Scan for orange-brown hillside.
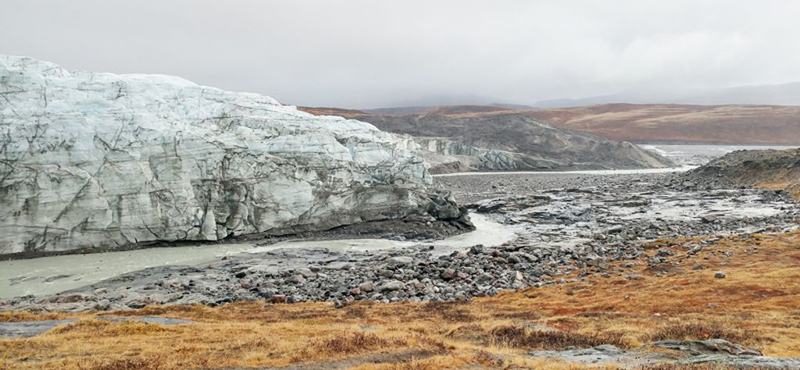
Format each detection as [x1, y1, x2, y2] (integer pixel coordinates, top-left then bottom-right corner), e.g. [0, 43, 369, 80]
[297, 107, 368, 118]
[521, 104, 800, 145]
[299, 104, 800, 145]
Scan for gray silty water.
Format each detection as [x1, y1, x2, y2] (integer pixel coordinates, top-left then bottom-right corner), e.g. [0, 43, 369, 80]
[0, 213, 516, 299]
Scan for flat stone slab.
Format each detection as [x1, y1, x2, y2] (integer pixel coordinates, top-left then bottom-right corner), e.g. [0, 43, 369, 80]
[222, 349, 436, 370]
[529, 344, 666, 368]
[529, 340, 800, 369]
[0, 319, 74, 338]
[0, 316, 194, 339]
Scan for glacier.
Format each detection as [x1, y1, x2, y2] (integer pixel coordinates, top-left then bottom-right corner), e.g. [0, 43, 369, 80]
[0, 55, 468, 257]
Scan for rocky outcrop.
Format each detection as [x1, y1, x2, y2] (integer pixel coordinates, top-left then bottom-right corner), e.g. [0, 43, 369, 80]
[301, 108, 675, 173]
[685, 148, 800, 198]
[0, 55, 470, 257]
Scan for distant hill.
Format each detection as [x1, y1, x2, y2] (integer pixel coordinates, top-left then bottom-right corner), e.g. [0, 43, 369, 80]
[534, 82, 800, 108]
[294, 107, 367, 117]
[520, 104, 800, 145]
[299, 103, 800, 145]
[362, 104, 534, 117]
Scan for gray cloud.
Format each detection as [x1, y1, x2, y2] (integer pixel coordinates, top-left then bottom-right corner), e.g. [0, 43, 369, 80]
[2, 0, 799, 108]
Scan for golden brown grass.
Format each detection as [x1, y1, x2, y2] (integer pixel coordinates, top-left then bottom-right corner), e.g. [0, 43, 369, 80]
[757, 179, 800, 201]
[1, 231, 799, 369]
[0, 311, 63, 322]
[488, 325, 628, 350]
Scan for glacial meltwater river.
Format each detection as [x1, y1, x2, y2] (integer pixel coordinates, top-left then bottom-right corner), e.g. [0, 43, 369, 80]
[0, 213, 518, 299]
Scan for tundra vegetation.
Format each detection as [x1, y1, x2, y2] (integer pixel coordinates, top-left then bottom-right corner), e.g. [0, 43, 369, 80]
[2, 231, 798, 370]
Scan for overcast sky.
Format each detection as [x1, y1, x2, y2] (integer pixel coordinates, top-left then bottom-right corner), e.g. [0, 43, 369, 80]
[2, 1, 800, 108]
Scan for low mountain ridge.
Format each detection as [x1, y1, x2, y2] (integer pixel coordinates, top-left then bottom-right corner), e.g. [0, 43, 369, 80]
[522, 104, 800, 145]
[300, 107, 674, 173]
[303, 103, 800, 145]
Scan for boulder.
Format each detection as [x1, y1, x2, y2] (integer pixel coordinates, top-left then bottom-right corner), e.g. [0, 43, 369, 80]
[359, 281, 376, 293]
[378, 280, 404, 292]
[386, 256, 414, 269]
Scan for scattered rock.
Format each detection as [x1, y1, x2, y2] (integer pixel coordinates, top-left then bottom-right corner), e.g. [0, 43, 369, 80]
[269, 294, 287, 304]
[440, 268, 456, 280]
[287, 275, 307, 284]
[379, 280, 404, 292]
[359, 282, 375, 293]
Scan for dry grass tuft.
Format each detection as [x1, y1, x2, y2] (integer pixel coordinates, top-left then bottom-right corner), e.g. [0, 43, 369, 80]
[492, 310, 542, 321]
[446, 324, 486, 342]
[316, 332, 397, 356]
[472, 350, 505, 367]
[50, 319, 169, 336]
[421, 301, 476, 322]
[92, 355, 166, 370]
[384, 359, 436, 370]
[0, 311, 63, 322]
[490, 325, 629, 350]
[646, 322, 750, 343]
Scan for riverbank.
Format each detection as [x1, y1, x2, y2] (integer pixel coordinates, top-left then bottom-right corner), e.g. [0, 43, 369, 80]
[0, 214, 512, 300]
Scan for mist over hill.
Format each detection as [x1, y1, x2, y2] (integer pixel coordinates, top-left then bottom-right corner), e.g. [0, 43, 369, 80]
[533, 82, 800, 108]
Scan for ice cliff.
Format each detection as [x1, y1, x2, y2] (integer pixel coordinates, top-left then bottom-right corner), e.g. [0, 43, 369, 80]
[0, 55, 468, 256]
